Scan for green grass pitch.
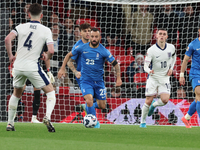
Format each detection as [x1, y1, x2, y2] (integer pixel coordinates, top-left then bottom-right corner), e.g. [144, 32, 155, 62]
[0, 122, 199, 150]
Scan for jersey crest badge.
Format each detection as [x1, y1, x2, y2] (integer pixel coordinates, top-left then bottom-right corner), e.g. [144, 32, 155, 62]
[96, 53, 99, 60]
[168, 52, 171, 59]
[186, 47, 189, 51]
[75, 45, 79, 49]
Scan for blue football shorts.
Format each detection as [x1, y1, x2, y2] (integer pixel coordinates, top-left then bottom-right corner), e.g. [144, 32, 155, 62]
[189, 76, 200, 91]
[80, 80, 106, 100]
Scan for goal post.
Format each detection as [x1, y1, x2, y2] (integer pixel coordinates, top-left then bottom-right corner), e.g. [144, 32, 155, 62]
[1, 0, 200, 126]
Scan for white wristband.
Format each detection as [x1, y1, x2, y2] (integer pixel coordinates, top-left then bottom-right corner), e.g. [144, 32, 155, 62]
[180, 72, 184, 77]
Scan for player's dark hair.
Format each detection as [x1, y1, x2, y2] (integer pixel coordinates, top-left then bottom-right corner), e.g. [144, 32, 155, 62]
[79, 23, 91, 31]
[51, 23, 59, 28]
[157, 28, 167, 33]
[91, 28, 100, 32]
[74, 25, 79, 30]
[29, 3, 42, 16]
[177, 86, 186, 92]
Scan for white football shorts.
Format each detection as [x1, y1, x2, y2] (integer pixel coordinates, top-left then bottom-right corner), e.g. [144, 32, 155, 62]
[145, 76, 171, 96]
[12, 68, 50, 89]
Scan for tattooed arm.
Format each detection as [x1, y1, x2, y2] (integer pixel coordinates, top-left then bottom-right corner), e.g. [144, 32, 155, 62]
[67, 58, 81, 79]
[111, 59, 122, 87]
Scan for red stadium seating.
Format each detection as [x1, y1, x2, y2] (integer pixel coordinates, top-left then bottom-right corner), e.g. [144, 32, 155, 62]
[106, 46, 125, 56]
[173, 57, 182, 80]
[76, 18, 99, 28]
[115, 55, 135, 73]
[126, 47, 133, 55]
[151, 26, 157, 45]
[134, 73, 148, 89]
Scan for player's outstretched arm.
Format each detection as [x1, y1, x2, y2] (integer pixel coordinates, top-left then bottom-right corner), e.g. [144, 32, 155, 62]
[179, 55, 190, 85]
[5, 32, 16, 64]
[67, 58, 81, 79]
[57, 52, 73, 79]
[111, 59, 122, 87]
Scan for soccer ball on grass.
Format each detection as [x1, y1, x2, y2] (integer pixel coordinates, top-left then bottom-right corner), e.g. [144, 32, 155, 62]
[83, 114, 97, 128]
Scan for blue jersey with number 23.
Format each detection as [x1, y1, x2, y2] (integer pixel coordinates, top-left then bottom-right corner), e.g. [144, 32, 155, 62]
[72, 42, 115, 81]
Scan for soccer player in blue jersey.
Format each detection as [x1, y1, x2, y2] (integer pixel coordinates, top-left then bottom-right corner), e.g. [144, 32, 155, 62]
[68, 23, 91, 87]
[179, 29, 200, 128]
[58, 28, 122, 128]
[58, 23, 100, 112]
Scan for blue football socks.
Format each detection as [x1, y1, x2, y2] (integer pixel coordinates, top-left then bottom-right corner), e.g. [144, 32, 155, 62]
[93, 102, 99, 109]
[196, 101, 200, 118]
[188, 100, 196, 116]
[87, 105, 96, 117]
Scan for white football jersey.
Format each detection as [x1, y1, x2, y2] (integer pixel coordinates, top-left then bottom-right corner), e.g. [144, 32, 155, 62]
[12, 21, 53, 71]
[145, 43, 175, 78]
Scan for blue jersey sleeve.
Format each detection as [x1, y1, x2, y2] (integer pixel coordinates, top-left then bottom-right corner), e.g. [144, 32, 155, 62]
[71, 46, 78, 60]
[185, 43, 194, 57]
[71, 45, 82, 57]
[103, 48, 115, 63]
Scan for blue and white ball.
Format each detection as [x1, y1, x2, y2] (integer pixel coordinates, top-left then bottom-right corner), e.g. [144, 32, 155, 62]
[83, 114, 97, 128]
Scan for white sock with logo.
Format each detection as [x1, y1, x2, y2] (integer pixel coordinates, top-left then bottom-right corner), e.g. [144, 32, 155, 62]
[8, 95, 20, 126]
[153, 98, 165, 107]
[185, 113, 191, 120]
[46, 91, 56, 120]
[141, 103, 150, 124]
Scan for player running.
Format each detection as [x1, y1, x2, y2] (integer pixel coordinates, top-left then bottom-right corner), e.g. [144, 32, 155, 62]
[179, 27, 200, 128]
[58, 23, 100, 114]
[140, 28, 176, 128]
[5, 3, 56, 132]
[58, 28, 122, 128]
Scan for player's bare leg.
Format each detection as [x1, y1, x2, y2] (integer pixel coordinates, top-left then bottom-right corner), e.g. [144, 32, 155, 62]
[7, 87, 23, 131]
[148, 93, 170, 116]
[94, 99, 106, 128]
[42, 83, 56, 132]
[96, 99, 106, 109]
[140, 96, 154, 128]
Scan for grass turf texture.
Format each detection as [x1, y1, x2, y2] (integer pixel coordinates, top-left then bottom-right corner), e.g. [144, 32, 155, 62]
[0, 123, 199, 150]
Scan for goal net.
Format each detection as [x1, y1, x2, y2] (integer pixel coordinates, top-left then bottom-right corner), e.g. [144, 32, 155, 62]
[1, 0, 200, 126]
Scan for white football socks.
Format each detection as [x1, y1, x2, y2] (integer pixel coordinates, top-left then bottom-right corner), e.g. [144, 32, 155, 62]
[185, 113, 191, 120]
[8, 95, 20, 126]
[46, 90, 56, 120]
[153, 98, 165, 107]
[141, 103, 150, 124]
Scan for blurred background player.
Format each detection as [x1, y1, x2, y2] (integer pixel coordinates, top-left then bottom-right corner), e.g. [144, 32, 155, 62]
[58, 28, 122, 128]
[126, 53, 145, 82]
[140, 28, 176, 128]
[5, 3, 56, 132]
[176, 87, 187, 99]
[179, 26, 200, 128]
